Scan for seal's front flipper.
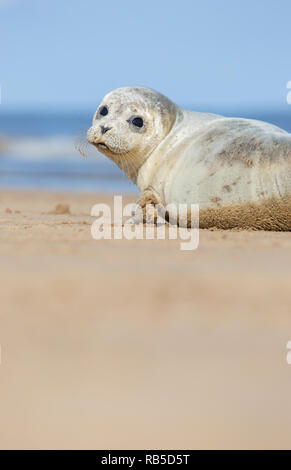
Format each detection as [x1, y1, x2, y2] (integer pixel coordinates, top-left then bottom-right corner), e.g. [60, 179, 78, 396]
[134, 186, 164, 225]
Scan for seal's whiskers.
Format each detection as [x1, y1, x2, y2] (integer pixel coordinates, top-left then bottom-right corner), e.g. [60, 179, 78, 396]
[75, 129, 90, 158]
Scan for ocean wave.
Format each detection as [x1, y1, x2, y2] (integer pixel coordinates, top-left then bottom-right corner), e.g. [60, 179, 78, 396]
[0, 135, 100, 160]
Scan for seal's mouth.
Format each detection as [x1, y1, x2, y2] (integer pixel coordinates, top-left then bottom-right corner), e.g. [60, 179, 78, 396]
[90, 140, 117, 156]
[96, 142, 109, 151]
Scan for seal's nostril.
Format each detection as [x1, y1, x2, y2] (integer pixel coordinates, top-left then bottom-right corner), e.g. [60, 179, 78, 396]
[101, 125, 112, 135]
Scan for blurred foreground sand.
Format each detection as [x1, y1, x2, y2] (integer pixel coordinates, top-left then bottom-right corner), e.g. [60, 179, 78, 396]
[0, 190, 291, 449]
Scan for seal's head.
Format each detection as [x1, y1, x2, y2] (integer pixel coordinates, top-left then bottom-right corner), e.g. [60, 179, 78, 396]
[87, 86, 177, 179]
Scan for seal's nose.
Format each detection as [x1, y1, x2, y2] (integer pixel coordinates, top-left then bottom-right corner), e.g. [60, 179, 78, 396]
[100, 125, 112, 135]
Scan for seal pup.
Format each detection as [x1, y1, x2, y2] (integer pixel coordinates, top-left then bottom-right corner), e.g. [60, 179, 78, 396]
[87, 86, 291, 230]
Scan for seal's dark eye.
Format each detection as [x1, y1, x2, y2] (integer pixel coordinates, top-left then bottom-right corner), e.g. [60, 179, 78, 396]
[99, 106, 108, 116]
[131, 116, 143, 128]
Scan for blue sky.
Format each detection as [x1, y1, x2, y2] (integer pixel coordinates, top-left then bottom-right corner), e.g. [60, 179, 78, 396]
[1, 0, 291, 111]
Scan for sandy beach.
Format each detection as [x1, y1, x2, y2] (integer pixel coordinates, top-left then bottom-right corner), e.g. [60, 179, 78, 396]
[0, 189, 291, 449]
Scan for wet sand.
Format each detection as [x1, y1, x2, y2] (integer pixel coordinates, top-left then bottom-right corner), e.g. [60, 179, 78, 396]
[0, 190, 291, 449]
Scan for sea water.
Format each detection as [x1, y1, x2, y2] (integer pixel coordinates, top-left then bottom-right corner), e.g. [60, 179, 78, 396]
[0, 108, 290, 193]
